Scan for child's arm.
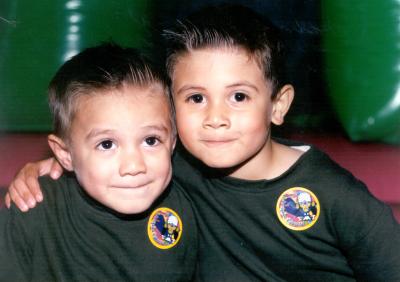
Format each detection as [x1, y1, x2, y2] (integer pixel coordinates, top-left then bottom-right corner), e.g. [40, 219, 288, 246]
[335, 182, 400, 280]
[348, 205, 400, 280]
[0, 207, 34, 280]
[5, 158, 63, 211]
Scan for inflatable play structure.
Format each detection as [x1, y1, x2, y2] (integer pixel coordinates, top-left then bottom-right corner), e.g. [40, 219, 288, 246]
[0, 0, 150, 131]
[322, 1, 400, 144]
[1, 1, 398, 143]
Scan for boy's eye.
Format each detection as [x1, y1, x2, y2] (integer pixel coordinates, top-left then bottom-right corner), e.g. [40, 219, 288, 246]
[144, 136, 160, 146]
[232, 92, 248, 102]
[97, 140, 116, 150]
[187, 94, 204, 103]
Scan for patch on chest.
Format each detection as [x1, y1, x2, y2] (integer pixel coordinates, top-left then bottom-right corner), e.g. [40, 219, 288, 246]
[147, 207, 183, 249]
[276, 187, 320, 231]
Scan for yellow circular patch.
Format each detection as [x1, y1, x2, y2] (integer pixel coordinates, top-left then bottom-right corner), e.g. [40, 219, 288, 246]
[276, 187, 320, 231]
[147, 207, 183, 249]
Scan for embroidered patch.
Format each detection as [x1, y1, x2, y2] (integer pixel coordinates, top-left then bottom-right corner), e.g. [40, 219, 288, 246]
[148, 207, 182, 249]
[276, 187, 320, 231]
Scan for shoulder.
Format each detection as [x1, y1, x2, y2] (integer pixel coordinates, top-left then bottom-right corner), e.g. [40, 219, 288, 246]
[38, 173, 77, 205]
[38, 174, 70, 195]
[4, 174, 78, 239]
[1, 192, 45, 246]
[287, 142, 395, 237]
[279, 138, 362, 187]
[305, 146, 369, 195]
[155, 181, 197, 227]
[4, 174, 71, 225]
[159, 180, 195, 210]
[277, 138, 383, 210]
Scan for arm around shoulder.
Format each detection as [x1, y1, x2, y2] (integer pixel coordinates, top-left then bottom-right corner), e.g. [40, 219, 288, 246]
[6, 157, 62, 211]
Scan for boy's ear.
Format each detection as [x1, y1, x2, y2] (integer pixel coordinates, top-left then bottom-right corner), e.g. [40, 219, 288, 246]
[271, 84, 295, 126]
[47, 134, 74, 171]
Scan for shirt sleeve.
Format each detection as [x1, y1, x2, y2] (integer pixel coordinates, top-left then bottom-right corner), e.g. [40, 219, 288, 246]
[332, 179, 400, 281]
[0, 205, 36, 281]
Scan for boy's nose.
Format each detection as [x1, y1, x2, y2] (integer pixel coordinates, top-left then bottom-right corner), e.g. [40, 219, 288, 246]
[203, 103, 230, 129]
[119, 149, 146, 176]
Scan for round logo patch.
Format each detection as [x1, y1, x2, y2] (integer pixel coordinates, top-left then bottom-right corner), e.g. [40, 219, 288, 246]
[147, 207, 182, 249]
[276, 187, 320, 231]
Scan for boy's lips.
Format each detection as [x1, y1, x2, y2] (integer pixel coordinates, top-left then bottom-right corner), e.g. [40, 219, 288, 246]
[200, 138, 236, 147]
[111, 182, 152, 189]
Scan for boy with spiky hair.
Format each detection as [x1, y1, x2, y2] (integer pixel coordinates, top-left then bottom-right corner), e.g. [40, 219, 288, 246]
[165, 5, 400, 281]
[0, 43, 197, 281]
[6, 5, 400, 281]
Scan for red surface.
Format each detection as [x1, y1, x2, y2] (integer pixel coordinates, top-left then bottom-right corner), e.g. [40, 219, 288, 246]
[0, 133, 50, 188]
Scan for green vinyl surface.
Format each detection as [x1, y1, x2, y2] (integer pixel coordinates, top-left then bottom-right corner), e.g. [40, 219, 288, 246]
[0, 0, 150, 131]
[322, 1, 400, 144]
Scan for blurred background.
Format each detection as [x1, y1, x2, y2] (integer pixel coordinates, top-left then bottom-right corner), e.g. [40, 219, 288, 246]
[1, 0, 400, 141]
[0, 0, 399, 217]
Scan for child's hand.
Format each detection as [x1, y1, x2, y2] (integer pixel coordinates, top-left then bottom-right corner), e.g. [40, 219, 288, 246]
[5, 158, 63, 212]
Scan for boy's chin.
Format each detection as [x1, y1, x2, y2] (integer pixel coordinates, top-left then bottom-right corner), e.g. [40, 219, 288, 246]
[200, 157, 239, 170]
[103, 199, 155, 216]
[112, 204, 152, 215]
[197, 155, 251, 177]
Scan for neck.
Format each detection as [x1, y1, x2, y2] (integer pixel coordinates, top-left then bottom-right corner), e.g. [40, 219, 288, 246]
[228, 140, 304, 181]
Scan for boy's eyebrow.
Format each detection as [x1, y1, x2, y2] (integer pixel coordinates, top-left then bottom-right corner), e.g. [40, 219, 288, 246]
[141, 125, 170, 134]
[85, 129, 116, 140]
[175, 85, 206, 95]
[175, 82, 260, 95]
[226, 82, 259, 92]
[85, 125, 169, 140]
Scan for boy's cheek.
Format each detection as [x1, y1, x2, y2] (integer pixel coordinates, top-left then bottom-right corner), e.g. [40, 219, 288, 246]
[74, 152, 117, 175]
[176, 108, 201, 124]
[176, 114, 193, 131]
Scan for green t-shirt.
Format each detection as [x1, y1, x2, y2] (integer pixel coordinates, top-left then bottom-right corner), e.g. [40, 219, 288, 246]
[172, 139, 400, 281]
[0, 174, 198, 281]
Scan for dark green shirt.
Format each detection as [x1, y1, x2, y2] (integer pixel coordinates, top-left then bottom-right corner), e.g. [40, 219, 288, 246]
[173, 139, 400, 282]
[0, 174, 198, 282]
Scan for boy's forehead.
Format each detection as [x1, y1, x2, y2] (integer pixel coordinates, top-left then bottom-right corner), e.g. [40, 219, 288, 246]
[171, 47, 268, 88]
[71, 89, 172, 128]
[78, 82, 167, 101]
[72, 83, 171, 117]
[173, 47, 264, 74]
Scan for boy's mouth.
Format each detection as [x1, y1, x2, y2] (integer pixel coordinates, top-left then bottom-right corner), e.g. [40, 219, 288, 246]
[111, 181, 152, 189]
[200, 139, 236, 147]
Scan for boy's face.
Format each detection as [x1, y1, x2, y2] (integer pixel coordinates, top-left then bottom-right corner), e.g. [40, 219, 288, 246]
[172, 48, 288, 179]
[60, 84, 175, 214]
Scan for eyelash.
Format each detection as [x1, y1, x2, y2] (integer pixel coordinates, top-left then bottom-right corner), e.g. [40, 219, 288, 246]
[186, 93, 204, 104]
[185, 92, 250, 104]
[96, 139, 116, 151]
[96, 137, 162, 148]
[231, 92, 249, 102]
[144, 136, 162, 146]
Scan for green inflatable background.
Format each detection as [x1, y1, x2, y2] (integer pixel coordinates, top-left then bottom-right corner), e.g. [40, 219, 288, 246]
[322, 1, 400, 144]
[0, 0, 150, 131]
[1, 1, 399, 144]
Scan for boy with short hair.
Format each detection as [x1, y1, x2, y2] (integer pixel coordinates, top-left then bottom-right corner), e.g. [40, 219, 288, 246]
[164, 5, 400, 281]
[0, 43, 197, 281]
[6, 5, 400, 281]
